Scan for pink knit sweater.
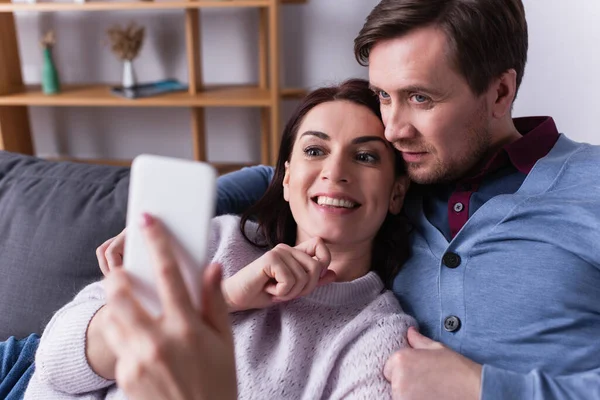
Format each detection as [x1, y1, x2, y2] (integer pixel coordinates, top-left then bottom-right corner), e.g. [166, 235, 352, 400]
[25, 215, 416, 400]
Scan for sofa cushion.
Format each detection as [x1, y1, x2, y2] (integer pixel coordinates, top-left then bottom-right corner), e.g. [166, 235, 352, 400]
[0, 151, 129, 340]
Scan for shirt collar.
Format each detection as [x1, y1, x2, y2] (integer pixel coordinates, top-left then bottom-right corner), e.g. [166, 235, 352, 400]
[505, 116, 560, 174]
[461, 116, 560, 184]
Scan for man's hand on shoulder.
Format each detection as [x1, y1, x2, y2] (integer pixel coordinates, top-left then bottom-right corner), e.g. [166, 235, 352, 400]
[384, 327, 482, 400]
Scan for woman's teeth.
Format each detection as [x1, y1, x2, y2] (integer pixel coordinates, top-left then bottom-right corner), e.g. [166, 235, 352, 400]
[316, 196, 357, 209]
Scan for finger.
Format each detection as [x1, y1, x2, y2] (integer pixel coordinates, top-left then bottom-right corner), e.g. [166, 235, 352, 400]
[288, 249, 330, 298]
[141, 213, 194, 317]
[201, 263, 233, 340]
[284, 248, 323, 297]
[383, 351, 404, 382]
[273, 248, 308, 300]
[263, 259, 296, 298]
[106, 230, 126, 270]
[102, 310, 129, 356]
[294, 237, 331, 267]
[406, 326, 443, 349]
[316, 270, 337, 287]
[97, 238, 113, 276]
[104, 269, 154, 330]
[262, 250, 295, 297]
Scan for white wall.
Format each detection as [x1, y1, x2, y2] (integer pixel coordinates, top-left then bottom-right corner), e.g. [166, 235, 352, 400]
[515, 0, 600, 144]
[14, 0, 599, 163]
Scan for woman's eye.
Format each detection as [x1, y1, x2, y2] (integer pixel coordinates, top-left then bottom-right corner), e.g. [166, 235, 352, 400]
[356, 152, 379, 164]
[410, 94, 429, 104]
[304, 147, 324, 157]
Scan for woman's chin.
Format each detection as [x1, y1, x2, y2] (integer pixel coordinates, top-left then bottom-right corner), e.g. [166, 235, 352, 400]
[308, 230, 365, 247]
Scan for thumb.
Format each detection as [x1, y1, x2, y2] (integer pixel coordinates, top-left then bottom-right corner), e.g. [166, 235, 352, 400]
[317, 270, 337, 287]
[407, 326, 443, 349]
[200, 263, 233, 339]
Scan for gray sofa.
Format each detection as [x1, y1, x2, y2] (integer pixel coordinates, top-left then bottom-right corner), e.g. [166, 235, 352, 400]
[0, 151, 130, 340]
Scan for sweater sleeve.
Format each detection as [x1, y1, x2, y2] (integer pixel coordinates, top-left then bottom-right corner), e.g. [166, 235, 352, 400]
[326, 311, 417, 400]
[482, 364, 600, 400]
[29, 280, 114, 396]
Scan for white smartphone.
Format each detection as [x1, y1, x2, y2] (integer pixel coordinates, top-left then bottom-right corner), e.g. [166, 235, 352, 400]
[124, 154, 217, 316]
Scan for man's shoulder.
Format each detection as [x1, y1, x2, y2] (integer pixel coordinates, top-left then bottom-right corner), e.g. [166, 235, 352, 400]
[543, 136, 600, 191]
[552, 135, 600, 164]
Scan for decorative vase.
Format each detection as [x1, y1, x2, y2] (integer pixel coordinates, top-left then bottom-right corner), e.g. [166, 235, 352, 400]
[122, 60, 136, 89]
[42, 47, 60, 95]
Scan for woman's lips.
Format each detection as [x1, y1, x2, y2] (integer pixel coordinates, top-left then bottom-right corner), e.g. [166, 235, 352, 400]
[312, 201, 360, 215]
[310, 194, 361, 216]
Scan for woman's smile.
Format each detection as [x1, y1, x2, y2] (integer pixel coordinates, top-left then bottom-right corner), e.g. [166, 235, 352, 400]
[310, 193, 362, 215]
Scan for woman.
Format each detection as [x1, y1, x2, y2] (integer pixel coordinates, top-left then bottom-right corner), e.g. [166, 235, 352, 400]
[24, 79, 416, 399]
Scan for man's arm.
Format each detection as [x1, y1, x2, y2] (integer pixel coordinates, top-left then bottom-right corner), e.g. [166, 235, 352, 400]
[386, 328, 600, 400]
[216, 165, 274, 216]
[482, 364, 600, 400]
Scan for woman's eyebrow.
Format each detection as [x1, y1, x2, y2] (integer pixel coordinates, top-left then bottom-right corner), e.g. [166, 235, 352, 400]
[300, 131, 329, 140]
[300, 131, 389, 146]
[351, 136, 388, 146]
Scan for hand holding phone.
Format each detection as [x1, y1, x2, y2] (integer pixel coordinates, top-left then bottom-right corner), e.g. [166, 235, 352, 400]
[123, 155, 216, 315]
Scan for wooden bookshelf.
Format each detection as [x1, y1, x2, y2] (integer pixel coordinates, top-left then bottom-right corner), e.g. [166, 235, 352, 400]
[0, 0, 306, 167]
[0, 0, 303, 13]
[0, 84, 305, 107]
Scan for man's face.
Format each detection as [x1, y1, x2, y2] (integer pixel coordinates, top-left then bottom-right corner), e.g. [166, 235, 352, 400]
[369, 26, 494, 184]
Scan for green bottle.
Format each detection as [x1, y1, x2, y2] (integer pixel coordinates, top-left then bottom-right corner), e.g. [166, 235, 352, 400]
[42, 47, 60, 95]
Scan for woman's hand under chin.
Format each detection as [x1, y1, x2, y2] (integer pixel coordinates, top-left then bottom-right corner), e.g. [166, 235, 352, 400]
[222, 237, 336, 312]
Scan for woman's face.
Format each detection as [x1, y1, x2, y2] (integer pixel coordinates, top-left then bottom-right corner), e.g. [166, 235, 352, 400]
[283, 100, 407, 246]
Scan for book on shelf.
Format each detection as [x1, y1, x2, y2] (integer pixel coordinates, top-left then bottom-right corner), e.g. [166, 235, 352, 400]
[110, 79, 188, 99]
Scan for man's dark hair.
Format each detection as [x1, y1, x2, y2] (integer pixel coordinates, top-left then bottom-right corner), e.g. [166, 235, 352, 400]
[240, 79, 411, 287]
[354, 0, 528, 96]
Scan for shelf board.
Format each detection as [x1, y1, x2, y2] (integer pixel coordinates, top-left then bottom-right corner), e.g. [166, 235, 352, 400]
[281, 87, 306, 99]
[0, 0, 304, 13]
[0, 84, 279, 107]
[47, 156, 253, 175]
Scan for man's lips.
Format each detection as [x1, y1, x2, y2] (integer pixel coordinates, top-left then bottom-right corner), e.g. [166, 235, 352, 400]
[401, 151, 428, 163]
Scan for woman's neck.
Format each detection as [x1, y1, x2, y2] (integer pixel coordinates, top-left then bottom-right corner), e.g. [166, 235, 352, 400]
[296, 236, 373, 282]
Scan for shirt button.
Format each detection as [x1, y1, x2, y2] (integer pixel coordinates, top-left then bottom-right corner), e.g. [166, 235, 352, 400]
[444, 316, 461, 332]
[453, 202, 464, 213]
[442, 252, 461, 269]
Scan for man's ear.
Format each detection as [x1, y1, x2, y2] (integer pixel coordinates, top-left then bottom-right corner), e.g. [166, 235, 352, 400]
[283, 161, 291, 202]
[389, 175, 410, 215]
[491, 69, 517, 119]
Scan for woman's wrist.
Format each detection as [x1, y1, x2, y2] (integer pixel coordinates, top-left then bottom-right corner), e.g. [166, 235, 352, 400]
[85, 306, 117, 380]
[221, 278, 243, 313]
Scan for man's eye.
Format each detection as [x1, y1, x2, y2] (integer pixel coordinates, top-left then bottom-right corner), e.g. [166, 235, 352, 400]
[410, 94, 429, 104]
[378, 90, 391, 100]
[304, 147, 324, 157]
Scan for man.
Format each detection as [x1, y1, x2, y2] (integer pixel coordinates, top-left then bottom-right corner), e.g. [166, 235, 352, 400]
[217, 0, 600, 398]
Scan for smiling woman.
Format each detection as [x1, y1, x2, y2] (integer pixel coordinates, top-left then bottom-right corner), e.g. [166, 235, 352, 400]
[241, 79, 411, 285]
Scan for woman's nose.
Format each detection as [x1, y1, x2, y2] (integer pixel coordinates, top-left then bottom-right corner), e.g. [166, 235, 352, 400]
[320, 155, 350, 183]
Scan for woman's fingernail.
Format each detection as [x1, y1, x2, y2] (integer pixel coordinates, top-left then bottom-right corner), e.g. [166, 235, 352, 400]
[141, 213, 154, 227]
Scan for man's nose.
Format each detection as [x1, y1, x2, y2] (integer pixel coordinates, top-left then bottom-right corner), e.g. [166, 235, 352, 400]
[384, 106, 415, 143]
